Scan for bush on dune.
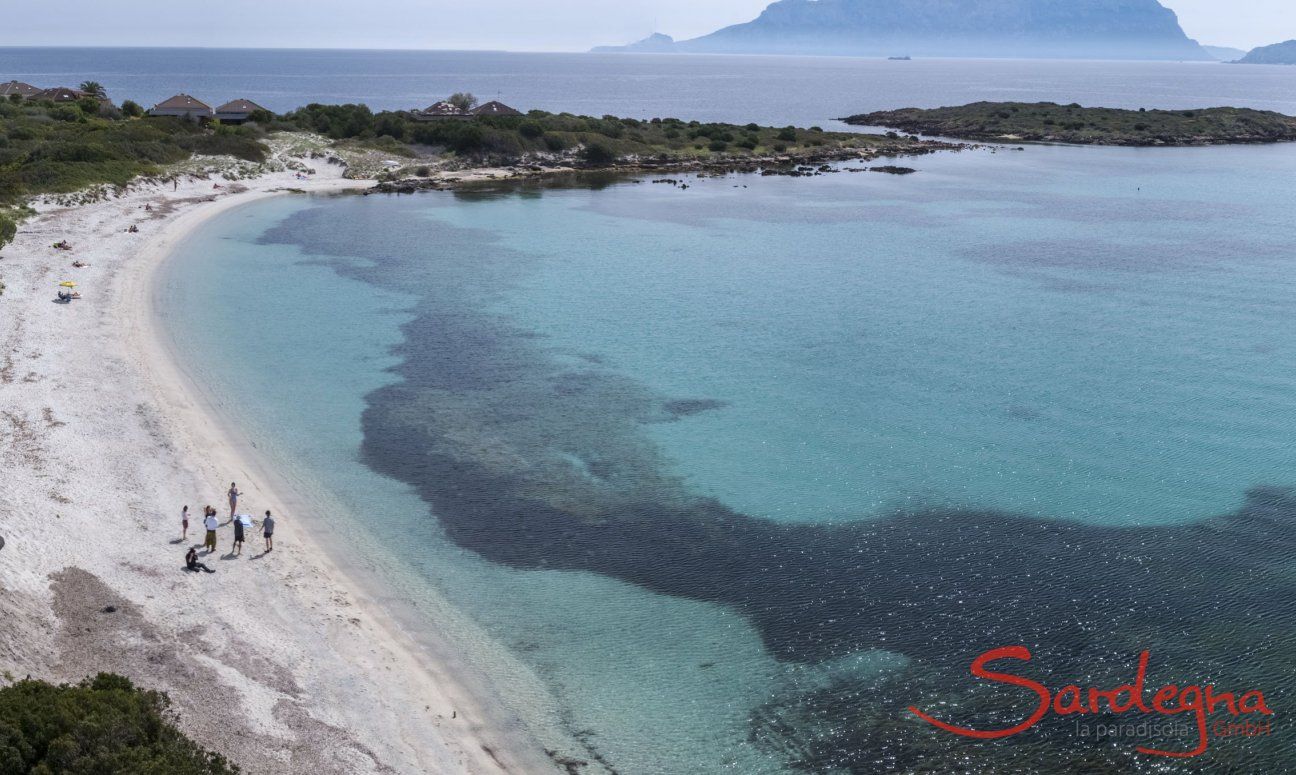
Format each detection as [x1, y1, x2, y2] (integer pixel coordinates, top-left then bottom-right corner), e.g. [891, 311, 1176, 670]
[0, 673, 237, 774]
[0, 104, 272, 203]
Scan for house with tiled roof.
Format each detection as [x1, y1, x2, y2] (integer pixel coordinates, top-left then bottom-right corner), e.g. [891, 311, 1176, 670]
[470, 100, 521, 117]
[148, 94, 213, 121]
[215, 98, 268, 124]
[34, 86, 90, 103]
[0, 81, 41, 100]
[413, 100, 470, 121]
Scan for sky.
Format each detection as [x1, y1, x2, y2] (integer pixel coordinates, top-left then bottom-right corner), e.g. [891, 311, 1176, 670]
[1, 0, 1292, 52]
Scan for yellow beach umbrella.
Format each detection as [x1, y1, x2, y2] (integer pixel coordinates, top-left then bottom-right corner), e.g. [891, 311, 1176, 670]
[59, 281, 77, 288]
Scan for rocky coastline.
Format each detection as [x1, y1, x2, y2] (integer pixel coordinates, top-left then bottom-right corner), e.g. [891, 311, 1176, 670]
[368, 141, 965, 194]
[844, 101, 1296, 146]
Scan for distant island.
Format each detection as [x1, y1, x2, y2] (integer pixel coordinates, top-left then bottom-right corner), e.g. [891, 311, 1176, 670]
[1201, 44, 1247, 61]
[842, 102, 1296, 146]
[593, 0, 1212, 61]
[1235, 39, 1296, 65]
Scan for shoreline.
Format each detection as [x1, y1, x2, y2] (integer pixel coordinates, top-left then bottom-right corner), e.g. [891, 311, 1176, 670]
[0, 138, 969, 774]
[0, 160, 562, 773]
[138, 187, 585, 772]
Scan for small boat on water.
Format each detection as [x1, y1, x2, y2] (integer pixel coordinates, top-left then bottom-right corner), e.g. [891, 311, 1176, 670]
[888, 55, 912, 61]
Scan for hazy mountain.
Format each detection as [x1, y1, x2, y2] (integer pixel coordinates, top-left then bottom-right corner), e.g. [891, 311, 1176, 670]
[594, 0, 1212, 61]
[591, 33, 678, 53]
[1236, 40, 1296, 65]
[1201, 45, 1247, 61]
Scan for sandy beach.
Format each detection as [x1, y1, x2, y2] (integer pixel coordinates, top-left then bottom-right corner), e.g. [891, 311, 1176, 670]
[0, 156, 557, 774]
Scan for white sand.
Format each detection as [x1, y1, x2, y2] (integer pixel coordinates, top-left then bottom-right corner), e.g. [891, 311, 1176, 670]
[0, 158, 558, 773]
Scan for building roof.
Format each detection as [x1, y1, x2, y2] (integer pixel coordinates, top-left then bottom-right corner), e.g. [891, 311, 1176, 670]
[421, 100, 467, 116]
[215, 98, 267, 114]
[0, 81, 41, 98]
[152, 94, 213, 112]
[34, 87, 89, 102]
[470, 101, 521, 117]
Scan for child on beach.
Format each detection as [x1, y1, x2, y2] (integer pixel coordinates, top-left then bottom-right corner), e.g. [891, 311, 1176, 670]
[181, 505, 189, 540]
[203, 510, 219, 553]
[228, 482, 241, 517]
[262, 510, 275, 553]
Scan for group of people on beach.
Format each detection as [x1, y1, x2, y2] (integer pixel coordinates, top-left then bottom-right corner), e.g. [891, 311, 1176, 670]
[182, 481, 277, 574]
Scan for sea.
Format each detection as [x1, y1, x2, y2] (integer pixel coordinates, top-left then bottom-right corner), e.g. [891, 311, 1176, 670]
[11, 48, 1296, 772]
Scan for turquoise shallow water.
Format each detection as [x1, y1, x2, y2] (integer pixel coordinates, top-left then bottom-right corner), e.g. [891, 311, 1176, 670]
[160, 143, 1296, 772]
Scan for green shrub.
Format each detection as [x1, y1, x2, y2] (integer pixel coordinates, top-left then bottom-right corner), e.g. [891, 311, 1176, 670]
[120, 100, 145, 118]
[708, 139, 728, 152]
[777, 126, 797, 142]
[517, 120, 544, 139]
[50, 106, 81, 123]
[0, 213, 15, 252]
[481, 129, 523, 157]
[0, 674, 237, 774]
[580, 141, 618, 164]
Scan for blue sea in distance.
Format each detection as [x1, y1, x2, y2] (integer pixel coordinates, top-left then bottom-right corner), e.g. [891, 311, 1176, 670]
[100, 47, 1295, 772]
[2, 47, 1296, 122]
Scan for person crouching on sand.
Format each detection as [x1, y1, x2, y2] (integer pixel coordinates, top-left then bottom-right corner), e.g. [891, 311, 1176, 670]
[262, 510, 275, 553]
[203, 509, 219, 553]
[228, 482, 241, 518]
[186, 547, 215, 573]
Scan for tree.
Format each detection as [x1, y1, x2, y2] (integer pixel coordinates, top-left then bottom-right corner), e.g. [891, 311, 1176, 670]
[79, 80, 107, 99]
[120, 99, 145, 118]
[447, 92, 478, 112]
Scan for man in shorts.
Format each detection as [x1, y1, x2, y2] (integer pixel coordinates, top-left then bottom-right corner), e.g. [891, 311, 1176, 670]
[262, 510, 275, 553]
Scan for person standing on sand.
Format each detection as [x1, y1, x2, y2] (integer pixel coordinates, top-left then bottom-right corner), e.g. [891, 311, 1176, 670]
[262, 510, 275, 553]
[203, 510, 219, 553]
[232, 514, 245, 556]
[228, 482, 241, 518]
[181, 505, 189, 540]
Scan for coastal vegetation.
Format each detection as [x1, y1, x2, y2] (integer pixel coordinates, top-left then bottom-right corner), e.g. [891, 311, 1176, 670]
[0, 91, 946, 208]
[275, 102, 927, 164]
[843, 101, 1296, 145]
[0, 97, 264, 206]
[0, 673, 236, 773]
[0, 212, 15, 251]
